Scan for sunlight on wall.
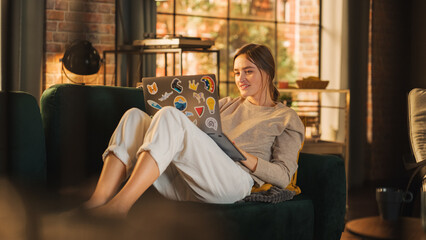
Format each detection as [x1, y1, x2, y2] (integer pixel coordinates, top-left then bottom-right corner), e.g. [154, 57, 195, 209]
[45, 52, 63, 88]
[321, 0, 346, 142]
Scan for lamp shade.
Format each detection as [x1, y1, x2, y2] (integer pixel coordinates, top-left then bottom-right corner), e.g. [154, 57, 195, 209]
[62, 40, 101, 75]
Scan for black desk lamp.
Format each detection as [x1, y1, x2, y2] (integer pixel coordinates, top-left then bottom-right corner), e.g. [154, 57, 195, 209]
[61, 40, 101, 85]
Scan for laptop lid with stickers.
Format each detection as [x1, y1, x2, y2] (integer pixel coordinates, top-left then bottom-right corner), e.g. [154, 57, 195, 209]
[141, 74, 246, 161]
[142, 74, 222, 134]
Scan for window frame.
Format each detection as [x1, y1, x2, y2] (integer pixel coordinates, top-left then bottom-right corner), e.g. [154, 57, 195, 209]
[156, 0, 322, 97]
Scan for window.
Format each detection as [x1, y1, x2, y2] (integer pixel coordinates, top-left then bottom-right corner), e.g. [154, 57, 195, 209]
[156, 0, 320, 97]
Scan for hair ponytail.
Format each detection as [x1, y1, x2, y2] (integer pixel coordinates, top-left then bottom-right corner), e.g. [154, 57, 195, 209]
[272, 85, 279, 102]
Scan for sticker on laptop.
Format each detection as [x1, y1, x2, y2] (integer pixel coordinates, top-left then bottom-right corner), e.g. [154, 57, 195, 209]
[171, 78, 183, 93]
[201, 76, 215, 93]
[173, 96, 187, 111]
[147, 100, 162, 110]
[206, 97, 216, 114]
[158, 91, 173, 101]
[193, 92, 205, 103]
[147, 82, 158, 95]
[185, 111, 194, 117]
[189, 80, 199, 91]
[205, 117, 218, 131]
[194, 106, 205, 117]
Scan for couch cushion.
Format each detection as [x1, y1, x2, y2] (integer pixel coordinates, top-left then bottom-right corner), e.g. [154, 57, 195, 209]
[215, 195, 314, 240]
[40, 84, 145, 189]
[297, 153, 346, 240]
[0, 91, 46, 184]
[160, 194, 314, 240]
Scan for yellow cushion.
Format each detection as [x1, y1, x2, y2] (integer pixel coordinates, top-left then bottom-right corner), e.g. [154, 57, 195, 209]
[285, 141, 303, 194]
[252, 141, 304, 194]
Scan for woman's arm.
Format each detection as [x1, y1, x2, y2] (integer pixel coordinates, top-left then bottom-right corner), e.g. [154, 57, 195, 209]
[237, 113, 305, 189]
[236, 147, 259, 172]
[252, 128, 304, 188]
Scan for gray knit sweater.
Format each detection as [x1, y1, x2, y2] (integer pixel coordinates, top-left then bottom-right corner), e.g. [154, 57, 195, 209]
[219, 97, 305, 189]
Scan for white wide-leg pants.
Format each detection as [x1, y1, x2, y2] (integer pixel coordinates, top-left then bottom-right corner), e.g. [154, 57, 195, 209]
[102, 107, 253, 204]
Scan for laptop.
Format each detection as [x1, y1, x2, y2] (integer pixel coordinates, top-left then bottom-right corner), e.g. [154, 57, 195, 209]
[141, 74, 246, 161]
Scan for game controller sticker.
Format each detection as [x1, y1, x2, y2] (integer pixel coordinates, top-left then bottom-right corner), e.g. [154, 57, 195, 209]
[173, 96, 187, 111]
[185, 111, 194, 117]
[193, 92, 205, 103]
[171, 78, 183, 93]
[158, 91, 173, 101]
[201, 76, 215, 93]
[189, 80, 199, 91]
[147, 82, 158, 95]
[206, 97, 216, 114]
[147, 100, 162, 110]
[205, 117, 218, 131]
[194, 106, 205, 117]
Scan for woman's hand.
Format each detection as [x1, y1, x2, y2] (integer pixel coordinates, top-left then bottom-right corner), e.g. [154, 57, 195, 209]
[233, 142, 258, 172]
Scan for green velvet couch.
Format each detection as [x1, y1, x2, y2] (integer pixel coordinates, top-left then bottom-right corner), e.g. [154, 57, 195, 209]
[1, 84, 346, 240]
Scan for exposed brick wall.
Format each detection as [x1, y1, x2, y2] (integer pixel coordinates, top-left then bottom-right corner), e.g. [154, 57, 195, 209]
[44, 0, 116, 90]
[276, 0, 319, 80]
[298, 0, 319, 77]
[369, 0, 411, 182]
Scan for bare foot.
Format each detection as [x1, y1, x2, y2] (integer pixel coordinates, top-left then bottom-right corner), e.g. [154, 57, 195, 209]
[82, 197, 108, 210]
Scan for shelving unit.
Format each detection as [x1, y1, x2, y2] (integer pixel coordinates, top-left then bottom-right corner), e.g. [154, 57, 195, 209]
[102, 45, 220, 87]
[278, 88, 350, 174]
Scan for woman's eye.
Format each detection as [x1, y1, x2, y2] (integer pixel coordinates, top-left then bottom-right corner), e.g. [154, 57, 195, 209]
[245, 71, 252, 74]
[234, 72, 240, 76]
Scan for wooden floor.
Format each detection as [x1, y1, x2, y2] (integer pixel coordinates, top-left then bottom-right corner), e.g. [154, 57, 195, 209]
[341, 183, 424, 240]
[340, 184, 379, 239]
[1, 178, 423, 240]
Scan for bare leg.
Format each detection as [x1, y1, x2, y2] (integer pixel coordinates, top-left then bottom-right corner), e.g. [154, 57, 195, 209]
[83, 153, 126, 209]
[90, 151, 160, 218]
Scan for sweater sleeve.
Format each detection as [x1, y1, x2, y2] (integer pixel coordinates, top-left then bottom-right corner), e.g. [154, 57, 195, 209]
[251, 114, 305, 189]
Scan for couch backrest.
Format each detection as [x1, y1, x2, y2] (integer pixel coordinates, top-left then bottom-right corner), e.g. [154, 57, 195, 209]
[40, 84, 145, 189]
[0, 91, 46, 185]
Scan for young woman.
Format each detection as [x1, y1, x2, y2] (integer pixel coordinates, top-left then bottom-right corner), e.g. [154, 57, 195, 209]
[84, 43, 305, 218]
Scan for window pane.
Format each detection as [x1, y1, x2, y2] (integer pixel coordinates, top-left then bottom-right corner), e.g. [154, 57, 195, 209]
[156, 14, 173, 35]
[228, 20, 275, 80]
[219, 83, 240, 98]
[181, 52, 219, 76]
[230, 0, 275, 21]
[282, 0, 320, 24]
[277, 23, 319, 84]
[156, 14, 174, 76]
[156, 0, 173, 14]
[176, 0, 227, 18]
[175, 16, 227, 81]
[155, 53, 175, 77]
[276, 0, 286, 22]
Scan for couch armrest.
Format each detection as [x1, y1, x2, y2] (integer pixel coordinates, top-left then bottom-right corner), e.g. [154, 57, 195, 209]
[0, 91, 46, 185]
[297, 152, 346, 240]
[40, 84, 145, 189]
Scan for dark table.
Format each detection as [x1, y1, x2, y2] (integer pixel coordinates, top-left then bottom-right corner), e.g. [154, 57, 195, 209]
[346, 216, 426, 240]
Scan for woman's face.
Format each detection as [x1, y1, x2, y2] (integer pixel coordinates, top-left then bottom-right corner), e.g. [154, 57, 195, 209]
[233, 54, 268, 104]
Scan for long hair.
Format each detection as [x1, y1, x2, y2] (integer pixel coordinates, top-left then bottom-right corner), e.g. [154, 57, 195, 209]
[233, 43, 279, 102]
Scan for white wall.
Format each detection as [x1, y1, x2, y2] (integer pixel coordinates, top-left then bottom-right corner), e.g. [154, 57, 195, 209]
[320, 0, 347, 142]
